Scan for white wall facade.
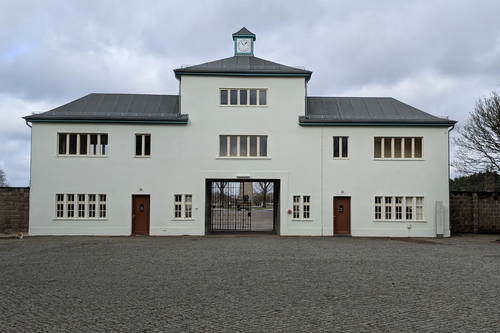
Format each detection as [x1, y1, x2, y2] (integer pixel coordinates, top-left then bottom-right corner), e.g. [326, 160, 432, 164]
[28, 75, 451, 237]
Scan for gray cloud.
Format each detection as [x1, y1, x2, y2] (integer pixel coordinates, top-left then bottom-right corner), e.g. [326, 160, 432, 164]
[1, 0, 500, 184]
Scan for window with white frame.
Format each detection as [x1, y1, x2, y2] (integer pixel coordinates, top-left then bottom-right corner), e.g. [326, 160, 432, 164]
[292, 195, 311, 219]
[219, 135, 267, 157]
[56, 194, 64, 218]
[99, 195, 107, 218]
[55, 194, 107, 219]
[78, 194, 85, 218]
[58, 133, 108, 156]
[375, 197, 382, 220]
[384, 197, 392, 219]
[416, 197, 424, 220]
[88, 194, 96, 218]
[333, 136, 348, 158]
[135, 134, 151, 157]
[293, 196, 300, 219]
[174, 194, 193, 219]
[67, 194, 75, 218]
[220, 89, 267, 106]
[374, 137, 423, 159]
[374, 196, 424, 221]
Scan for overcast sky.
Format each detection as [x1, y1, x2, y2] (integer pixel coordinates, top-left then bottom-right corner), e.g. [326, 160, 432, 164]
[1, 0, 500, 186]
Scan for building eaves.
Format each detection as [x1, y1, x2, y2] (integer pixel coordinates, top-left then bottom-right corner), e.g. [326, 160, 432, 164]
[300, 97, 457, 126]
[23, 93, 188, 124]
[174, 56, 312, 81]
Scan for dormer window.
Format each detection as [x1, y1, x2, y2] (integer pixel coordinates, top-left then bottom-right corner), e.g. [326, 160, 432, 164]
[220, 89, 267, 106]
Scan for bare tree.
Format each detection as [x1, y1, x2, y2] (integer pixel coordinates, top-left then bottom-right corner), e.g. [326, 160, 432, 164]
[453, 91, 500, 174]
[215, 182, 227, 196]
[254, 182, 273, 208]
[0, 167, 8, 187]
[213, 182, 228, 207]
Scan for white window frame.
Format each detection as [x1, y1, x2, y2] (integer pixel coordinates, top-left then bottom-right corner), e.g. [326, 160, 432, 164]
[375, 197, 382, 220]
[220, 88, 267, 106]
[374, 196, 425, 221]
[77, 194, 86, 218]
[173, 194, 194, 220]
[219, 135, 268, 158]
[416, 197, 424, 220]
[67, 194, 75, 218]
[56, 194, 64, 218]
[135, 134, 151, 157]
[88, 194, 96, 218]
[374, 137, 423, 159]
[384, 197, 392, 220]
[57, 133, 108, 156]
[333, 136, 349, 159]
[292, 195, 312, 220]
[99, 195, 107, 218]
[54, 194, 107, 219]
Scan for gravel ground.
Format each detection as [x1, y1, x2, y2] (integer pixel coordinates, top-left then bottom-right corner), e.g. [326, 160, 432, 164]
[1, 234, 499, 332]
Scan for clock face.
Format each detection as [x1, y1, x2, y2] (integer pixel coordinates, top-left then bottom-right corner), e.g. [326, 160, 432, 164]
[237, 38, 251, 53]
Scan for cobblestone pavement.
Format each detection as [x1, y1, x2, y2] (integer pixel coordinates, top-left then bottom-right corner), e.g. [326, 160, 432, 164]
[1, 234, 499, 332]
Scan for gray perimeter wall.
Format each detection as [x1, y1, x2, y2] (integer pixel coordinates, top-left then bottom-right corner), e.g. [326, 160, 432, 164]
[450, 192, 500, 234]
[0, 187, 30, 233]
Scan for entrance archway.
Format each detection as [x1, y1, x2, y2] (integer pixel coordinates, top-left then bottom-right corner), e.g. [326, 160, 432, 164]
[205, 179, 280, 234]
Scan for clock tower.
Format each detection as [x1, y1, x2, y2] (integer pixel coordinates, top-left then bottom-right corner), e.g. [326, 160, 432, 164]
[233, 27, 256, 56]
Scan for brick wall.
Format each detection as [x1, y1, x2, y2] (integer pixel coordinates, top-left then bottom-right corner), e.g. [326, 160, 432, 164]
[0, 187, 30, 234]
[450, 192, 500, 234]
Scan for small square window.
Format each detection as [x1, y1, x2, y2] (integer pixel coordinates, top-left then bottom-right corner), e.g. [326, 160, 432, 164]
[250, 90, 257, 105]
[230, 90, 238, 105]
[292, 195, 311, 219]
[135, 134, 151, 157]
[259, 90, 267, 105]
[240, 90, 248, 105]
[333, 137, 348, 158]
[220, 90, 228, 105]
[174, 194, 193, 219]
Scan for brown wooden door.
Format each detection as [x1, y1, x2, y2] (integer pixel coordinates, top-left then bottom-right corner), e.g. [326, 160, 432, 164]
[132, 195, 150, 235]
[334, 197, 351, 235]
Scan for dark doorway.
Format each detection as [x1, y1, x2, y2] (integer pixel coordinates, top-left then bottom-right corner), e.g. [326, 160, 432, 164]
[132, 195, 150, 235]
[205, 179, 279, 234]
[334, 196, 351, 235]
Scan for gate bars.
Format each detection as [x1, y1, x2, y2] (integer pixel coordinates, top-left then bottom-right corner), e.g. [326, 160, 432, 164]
[210, 181, 252, 231]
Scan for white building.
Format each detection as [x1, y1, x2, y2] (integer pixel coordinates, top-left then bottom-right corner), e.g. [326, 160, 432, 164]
[24, 28, 456, 237]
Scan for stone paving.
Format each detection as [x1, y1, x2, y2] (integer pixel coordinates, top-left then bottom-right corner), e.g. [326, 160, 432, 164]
[1, 234, 499, 332]
[210, 209, 274, 232]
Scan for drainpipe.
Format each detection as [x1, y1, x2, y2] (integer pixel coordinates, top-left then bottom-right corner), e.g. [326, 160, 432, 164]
[25, 120, 33, 192]
[320, 125, 324, 236]
[447, 125, 455, 237]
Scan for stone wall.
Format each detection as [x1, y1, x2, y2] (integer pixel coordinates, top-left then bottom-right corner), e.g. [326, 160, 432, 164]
[0, 187, 30, 233]
[450, 192, 500, 234]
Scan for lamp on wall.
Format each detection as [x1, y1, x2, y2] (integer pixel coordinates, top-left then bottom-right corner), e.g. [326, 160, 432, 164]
[236, 173, 250, 178]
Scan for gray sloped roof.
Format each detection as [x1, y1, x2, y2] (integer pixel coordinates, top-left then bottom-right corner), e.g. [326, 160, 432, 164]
[300, 97, 456, 125]
[232, 27, 256, 39]
[174, 55, 312, 80]
[23, 93, 188, 123]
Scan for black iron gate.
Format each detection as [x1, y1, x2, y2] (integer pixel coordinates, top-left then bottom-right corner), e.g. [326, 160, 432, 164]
[210, 181, 252, 231]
